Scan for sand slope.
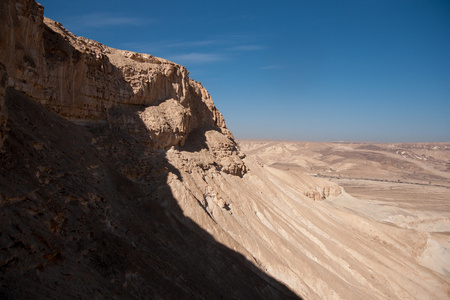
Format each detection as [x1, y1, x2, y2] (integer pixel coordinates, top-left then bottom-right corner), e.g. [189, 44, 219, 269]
[231, 140, 450, 297]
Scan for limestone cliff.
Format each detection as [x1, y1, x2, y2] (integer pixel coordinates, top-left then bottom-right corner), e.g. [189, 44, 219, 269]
[0, 0, 245, 173]
[1, 0, 227, 140]
[0, 63, 7, 150]
[0, 1, 291, 299]
[1, 1, 449, 299]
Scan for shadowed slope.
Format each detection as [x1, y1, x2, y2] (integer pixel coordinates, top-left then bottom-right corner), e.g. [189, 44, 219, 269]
[2, 0, 449, 298]
[0, 88, 300, 299]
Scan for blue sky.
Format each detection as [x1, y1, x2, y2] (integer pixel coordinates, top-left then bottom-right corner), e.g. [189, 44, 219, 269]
[40, 0, 450, 142]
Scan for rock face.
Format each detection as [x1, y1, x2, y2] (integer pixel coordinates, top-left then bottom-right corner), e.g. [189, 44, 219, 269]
[0, 63, 7, 150]
[1, 1, 450, 300]
[0, 87, 295, 299]
[0, 1, 278, 299]
[0, 0, 234, 152]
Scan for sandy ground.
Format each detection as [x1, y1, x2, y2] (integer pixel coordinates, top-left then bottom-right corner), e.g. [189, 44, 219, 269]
[238, 140, 450, 281]
[3, 2, 448, 297]
[166, 142, 450, 299]
[322, 177, 450, 277]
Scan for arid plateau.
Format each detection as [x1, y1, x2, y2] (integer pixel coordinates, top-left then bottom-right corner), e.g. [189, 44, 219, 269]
[1, 0, 449, 299]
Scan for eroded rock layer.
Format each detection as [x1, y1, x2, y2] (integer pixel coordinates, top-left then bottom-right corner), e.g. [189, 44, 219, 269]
[1, 0, 449, 299]
[0, 87, 296, 299]
[1, 0, 287, 299]
[0, 0, 235, 153]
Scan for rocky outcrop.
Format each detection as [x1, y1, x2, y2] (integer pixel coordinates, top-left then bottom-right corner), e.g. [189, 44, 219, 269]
[0, 0, 46, 91]
[304, 185, 343, 201]
[0, 63, 7, 150]
[0, 1, 291, 298]
[0, 0, 46, 150]
[2, 1, 450, 299]
[0, 0, 238, 156]
[0, 87, 296, 300]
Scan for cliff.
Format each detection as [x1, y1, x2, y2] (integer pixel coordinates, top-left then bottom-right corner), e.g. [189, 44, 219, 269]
[0, 0, 283, 299]
[0, 0, 246, 171]
[1, 1, 449, 299]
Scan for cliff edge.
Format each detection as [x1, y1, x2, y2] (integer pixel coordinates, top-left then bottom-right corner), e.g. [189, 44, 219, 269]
[0, 0, 292, 299]
[0, 0, 246, 173]
[1, 1, 449, 299]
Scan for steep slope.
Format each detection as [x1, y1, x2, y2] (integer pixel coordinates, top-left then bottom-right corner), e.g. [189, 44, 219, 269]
[236, 140, 450, 293]
[165, 145, 450, 299]
[0, 0, 295, 299]
[0, 87, 298, 299]
[1, 0, 449, 299]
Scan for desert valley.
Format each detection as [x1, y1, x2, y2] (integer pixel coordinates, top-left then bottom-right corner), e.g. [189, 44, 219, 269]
[1, 0, 449, 299]
[239, 140, 450, 276]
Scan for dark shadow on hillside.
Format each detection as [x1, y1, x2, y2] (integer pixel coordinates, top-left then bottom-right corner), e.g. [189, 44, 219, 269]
[180, 125, 216, 152]
[87, 91, 301, 298]
[0, 92, 302, 299]
[0, 10, 302, 296]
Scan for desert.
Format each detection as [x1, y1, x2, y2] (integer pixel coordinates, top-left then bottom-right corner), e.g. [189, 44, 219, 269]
[1, 0, 449, 299]
[239, 140, 450, 276]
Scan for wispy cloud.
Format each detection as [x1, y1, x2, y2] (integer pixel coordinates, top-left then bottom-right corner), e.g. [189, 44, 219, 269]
[121, 34, 267, 65]
[119, 39, 228, 55]
[229, 45, 266, 51]
[163, 39, 228, 48]
[170, 53, 226, 64]
[70, 13, 150, 28]
[259, 65, 283, 70]
[165, 41, 265, 51]
[126, 34, 266, 51]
